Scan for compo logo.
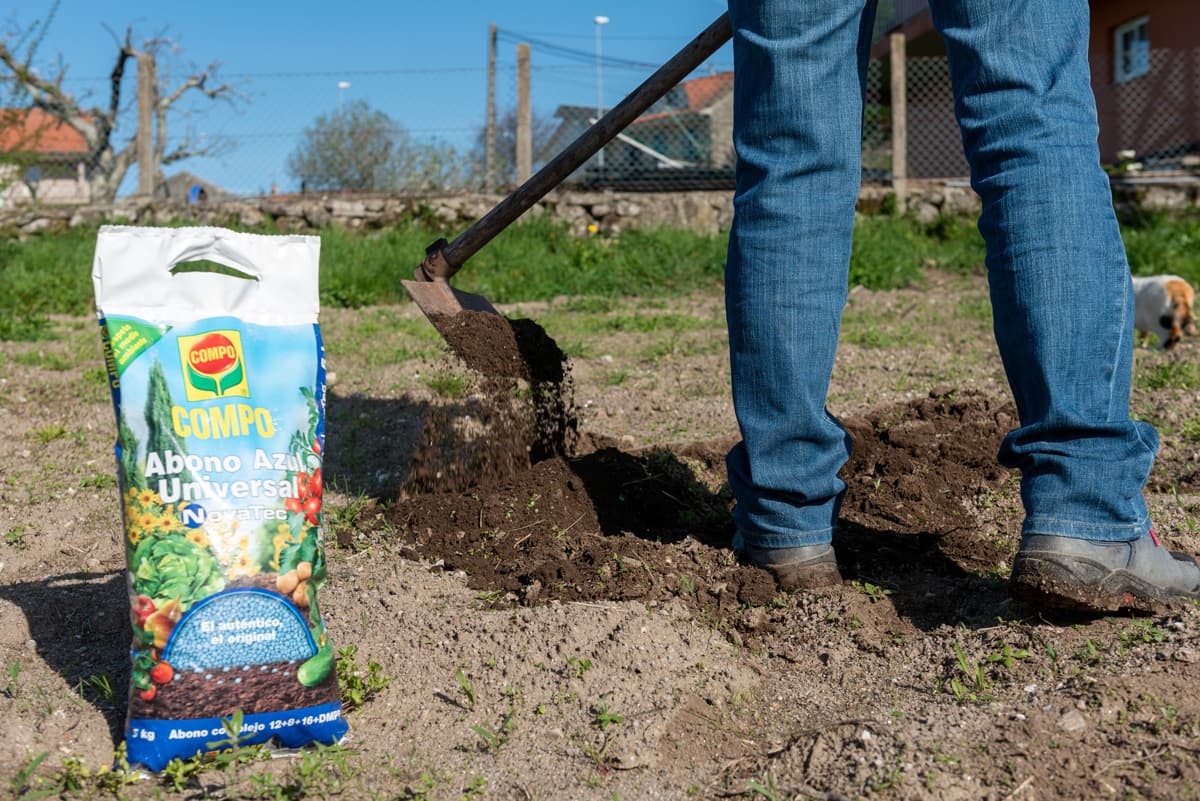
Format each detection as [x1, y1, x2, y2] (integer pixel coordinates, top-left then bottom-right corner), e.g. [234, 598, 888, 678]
[177, 330, 250, 401]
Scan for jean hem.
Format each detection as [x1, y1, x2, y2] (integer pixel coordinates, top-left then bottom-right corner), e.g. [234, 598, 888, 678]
[1020, 515, 1148, 543]
[733, 527, 835, 550]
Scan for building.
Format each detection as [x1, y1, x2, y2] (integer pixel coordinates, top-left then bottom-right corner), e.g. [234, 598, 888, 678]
[545, 71, 735, 188]
[0, 108, 91, 206]
[1088, 0, 1198, 166]
[874, 0, 1199, 172]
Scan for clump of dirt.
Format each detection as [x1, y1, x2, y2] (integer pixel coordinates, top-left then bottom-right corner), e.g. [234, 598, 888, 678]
[839, 387, 1018, 572]
[391, 311, 1020, 627]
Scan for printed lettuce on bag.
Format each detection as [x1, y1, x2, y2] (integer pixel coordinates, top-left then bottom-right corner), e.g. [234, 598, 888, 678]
[92, 226, 347, 771]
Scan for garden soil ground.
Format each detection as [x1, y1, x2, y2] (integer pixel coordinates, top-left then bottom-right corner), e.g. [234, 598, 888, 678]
[3, 270, 1200, 800]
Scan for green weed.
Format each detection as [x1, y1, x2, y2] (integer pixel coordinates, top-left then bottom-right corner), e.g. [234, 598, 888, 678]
[567, 656, 593, 679]
[79, 673, 115, 703]
[986, 644, 1030, 670]
[4, 660, 20, 698]
[1137, 360, 1200, 391]
[423, 371, 469, 398]
[946, 644, 993, 703]
[30, 425, 67, 444]
[337, 645, 391, 712]
[456, 667, 477, 708]
[853, 580, 894, 603]
[471, 707, 517, 753]
[591, 694, 625, 731]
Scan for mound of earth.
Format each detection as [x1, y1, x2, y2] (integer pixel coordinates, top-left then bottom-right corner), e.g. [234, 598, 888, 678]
[385, 312, 1020, 628]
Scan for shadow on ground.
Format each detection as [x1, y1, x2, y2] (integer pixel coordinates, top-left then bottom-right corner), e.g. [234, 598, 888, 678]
[0, 571, 128, 741]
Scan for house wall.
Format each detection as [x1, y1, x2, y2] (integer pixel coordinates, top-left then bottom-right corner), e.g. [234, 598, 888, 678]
[1089, 0, 1199, 162]
[706, 92, 735, 168]
[0, 161, 90, 208]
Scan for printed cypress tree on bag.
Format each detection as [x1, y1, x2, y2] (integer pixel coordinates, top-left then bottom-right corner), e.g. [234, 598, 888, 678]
[143, 360, 193, 484]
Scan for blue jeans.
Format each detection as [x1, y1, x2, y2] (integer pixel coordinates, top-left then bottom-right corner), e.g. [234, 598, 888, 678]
[725, 0, 1157, 549]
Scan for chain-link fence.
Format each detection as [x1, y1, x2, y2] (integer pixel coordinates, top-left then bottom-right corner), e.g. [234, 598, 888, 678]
[1092, 48, 1200, 170]
[2, 40, 1196, 206]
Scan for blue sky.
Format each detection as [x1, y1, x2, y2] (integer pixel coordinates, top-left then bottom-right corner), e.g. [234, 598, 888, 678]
[9, 0, 734, 195]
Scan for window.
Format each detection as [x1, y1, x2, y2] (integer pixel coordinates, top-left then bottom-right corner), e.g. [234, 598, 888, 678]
[1114, 16, 1149, 83]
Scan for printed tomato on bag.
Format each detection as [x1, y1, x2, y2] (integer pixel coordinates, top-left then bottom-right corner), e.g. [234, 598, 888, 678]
[92, 226, 347, 771]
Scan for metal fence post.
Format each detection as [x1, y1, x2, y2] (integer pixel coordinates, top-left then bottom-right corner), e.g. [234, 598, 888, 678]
[516, 43, 532, 184]
[889, 32, 908, 213]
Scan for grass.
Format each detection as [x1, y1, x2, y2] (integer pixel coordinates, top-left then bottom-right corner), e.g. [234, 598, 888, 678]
[1, 211, 989, 342]
[1121, 209, 1200, 285]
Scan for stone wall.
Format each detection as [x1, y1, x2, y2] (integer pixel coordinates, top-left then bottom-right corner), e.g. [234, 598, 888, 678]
[2, 178, 1196, 237]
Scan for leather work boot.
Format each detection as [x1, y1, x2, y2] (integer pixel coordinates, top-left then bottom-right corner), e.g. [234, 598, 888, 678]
[1010, 530, 1200, 613]
[738, 542, 843, 591]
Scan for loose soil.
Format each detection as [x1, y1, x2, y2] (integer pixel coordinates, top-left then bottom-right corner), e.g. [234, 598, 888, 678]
[3, 270, 1200, 801]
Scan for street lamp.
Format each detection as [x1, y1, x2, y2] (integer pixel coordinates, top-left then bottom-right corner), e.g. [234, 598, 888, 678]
[594, 15, 609, 169]
[337, 80, 351, 113]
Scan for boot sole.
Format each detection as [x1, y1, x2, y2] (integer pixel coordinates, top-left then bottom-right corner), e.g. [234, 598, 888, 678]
[1010, 556, 1180, 614]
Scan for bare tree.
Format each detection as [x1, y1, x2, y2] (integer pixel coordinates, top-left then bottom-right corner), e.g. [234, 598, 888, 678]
[0, 11, 238, 201]
[472, 107, 556, 190]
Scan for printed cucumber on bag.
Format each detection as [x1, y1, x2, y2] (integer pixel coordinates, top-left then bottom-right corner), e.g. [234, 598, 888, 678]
[93, 225, 347, 771]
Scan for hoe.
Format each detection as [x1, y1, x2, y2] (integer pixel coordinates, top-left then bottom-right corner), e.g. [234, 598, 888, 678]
[402, 13, 732, 349]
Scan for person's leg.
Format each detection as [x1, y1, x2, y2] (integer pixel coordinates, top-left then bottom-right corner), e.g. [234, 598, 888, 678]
[929, 0, 1199, 609]
[725, 0, 878, 588]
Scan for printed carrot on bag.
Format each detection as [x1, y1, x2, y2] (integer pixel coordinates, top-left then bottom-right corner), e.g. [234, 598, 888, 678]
[92, 225, 347, 771]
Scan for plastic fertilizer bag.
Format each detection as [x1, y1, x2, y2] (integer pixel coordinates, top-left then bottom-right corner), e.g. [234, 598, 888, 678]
[93, 226, 347, 771]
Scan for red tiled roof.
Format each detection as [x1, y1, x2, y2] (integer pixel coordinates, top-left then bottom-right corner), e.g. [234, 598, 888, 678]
[682, 72, 733, 110]
[0, 108, 89, 154]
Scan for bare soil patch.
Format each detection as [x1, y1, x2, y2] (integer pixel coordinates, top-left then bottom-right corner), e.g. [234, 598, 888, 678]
[3, 271, 1200, 801]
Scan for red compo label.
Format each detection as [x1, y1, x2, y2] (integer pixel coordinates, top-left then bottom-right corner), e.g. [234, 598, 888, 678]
[188, 333, 238, 375]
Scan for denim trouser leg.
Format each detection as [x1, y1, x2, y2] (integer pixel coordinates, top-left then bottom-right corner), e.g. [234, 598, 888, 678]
[929, 0, 1156, 542]
[726, 0, 1156, 549]
[725, 0, 878, 548]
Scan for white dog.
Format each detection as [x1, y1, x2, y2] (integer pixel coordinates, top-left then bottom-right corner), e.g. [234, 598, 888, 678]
[1132, 274, 1198, 349]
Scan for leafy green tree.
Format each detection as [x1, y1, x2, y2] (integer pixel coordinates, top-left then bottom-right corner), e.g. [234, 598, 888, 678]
[287, 99, 474, 192]
[287, 100, 398, 191]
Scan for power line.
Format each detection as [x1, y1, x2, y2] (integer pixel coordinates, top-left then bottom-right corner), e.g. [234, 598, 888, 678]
[496, 28, 658, 70]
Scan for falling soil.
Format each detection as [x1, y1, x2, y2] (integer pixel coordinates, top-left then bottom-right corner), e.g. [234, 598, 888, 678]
[127, 662, 340, 720]
[405, 312, 578, 496]
[390, 314, 1020, 628]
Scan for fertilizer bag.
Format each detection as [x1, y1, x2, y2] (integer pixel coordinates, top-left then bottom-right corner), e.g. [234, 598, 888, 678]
[93, 226, 347, 771]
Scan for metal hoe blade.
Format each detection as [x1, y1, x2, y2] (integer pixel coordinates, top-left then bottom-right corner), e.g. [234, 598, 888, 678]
[400, 277, 498, 319]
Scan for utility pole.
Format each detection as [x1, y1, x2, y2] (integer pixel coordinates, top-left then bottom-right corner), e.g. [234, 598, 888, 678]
[136, 52, 157, 198]
[594, 15, 609, 170]
[516, 43, 531, 184]
[889, 33, 908, 214]
[485, 23, 497, 192]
